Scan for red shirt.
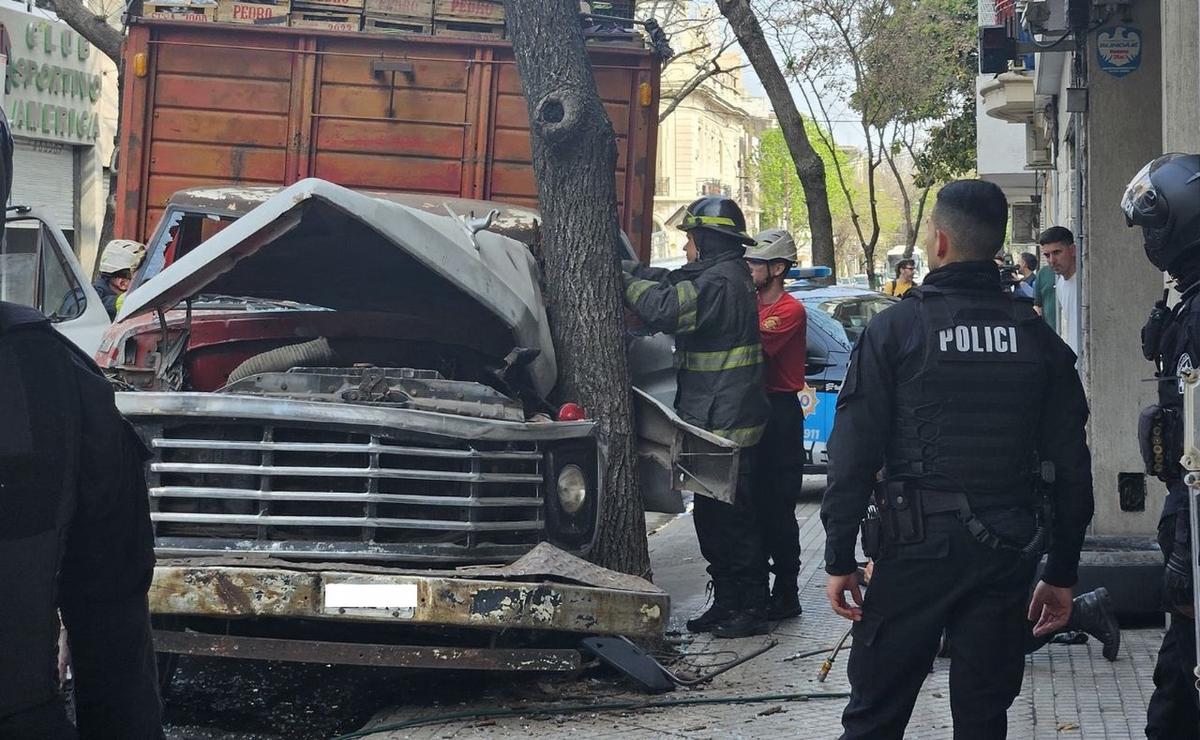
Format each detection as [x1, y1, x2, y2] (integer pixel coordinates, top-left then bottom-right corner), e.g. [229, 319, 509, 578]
[758, 291, 807, 393]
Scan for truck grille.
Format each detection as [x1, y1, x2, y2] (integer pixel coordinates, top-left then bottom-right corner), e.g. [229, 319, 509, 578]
[145, 422, 545, 562]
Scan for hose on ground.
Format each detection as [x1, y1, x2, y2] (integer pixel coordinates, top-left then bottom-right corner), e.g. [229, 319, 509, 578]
[225, 337, 337, 385]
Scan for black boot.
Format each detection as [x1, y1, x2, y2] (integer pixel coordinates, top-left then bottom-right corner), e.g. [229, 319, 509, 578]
[712, 583, 769, 639]
[768, 575, 802, 620]
[686, 580, 735, 633]
[1068, 587, 1121, 662]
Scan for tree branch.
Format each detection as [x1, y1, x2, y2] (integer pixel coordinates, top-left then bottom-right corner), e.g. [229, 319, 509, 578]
[658, 55, 750, 123]
[35, 0, 123, 65]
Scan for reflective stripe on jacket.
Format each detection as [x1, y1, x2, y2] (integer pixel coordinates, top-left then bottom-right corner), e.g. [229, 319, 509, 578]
[623, 252, 770, 447]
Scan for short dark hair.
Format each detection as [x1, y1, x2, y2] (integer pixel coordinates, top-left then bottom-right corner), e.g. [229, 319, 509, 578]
[1037, 226, 1074, 246]
[894, 258, 915, 277]
[932, 180, 1008, 260]
[1020, 252, 1038, 271]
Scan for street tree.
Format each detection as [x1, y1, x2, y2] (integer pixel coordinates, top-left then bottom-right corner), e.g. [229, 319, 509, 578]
[771, 0, 976, 282]
[859, 0, 978, 255]
[502, 0, 650, 576]
[714, 0, 837, 276]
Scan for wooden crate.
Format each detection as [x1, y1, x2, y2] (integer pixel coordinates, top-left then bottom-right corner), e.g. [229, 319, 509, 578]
[363, 0, 431, 17]
[433, 18, 502, 40]
[143, 0, 219, 22]
[290, 9, 361, 30]
[289, 0, 364, 11]
[363, 14, 431, 34]
[218, 0, 290, 25]
[433, 0, 501, 22]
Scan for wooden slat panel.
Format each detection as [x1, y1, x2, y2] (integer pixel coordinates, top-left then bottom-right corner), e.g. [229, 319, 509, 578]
[152, 108, 289, 147]
[318, 53, 471, 90]
[150, 141, 287, 180]
[317, 85, 468, 121]
[314, 118, 465, 158]
[313, 151, 462, 191]
[155, 73, 292, 114]
[154, 34, 295, 79]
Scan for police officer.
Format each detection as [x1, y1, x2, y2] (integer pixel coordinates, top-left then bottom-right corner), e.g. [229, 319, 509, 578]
[1124, 152, 1200, 739]
[822, 180, 1094, 739]
[0, 103, 163, 738]
[623, 196, 771, 638]
[744, 228, 807, 619]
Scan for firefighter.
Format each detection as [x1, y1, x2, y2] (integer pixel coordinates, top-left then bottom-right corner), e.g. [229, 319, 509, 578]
[1124, 152, 1200, 739]
[0, 101, 163, 739]
[822, 180, 1094, 738]
[94, 239, 146, 318]
[622, 196, 771, 638]
[744, 228, 807, 619]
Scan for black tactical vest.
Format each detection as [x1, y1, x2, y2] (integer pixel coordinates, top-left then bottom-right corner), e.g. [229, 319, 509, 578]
[0, 302, 78, 719]
[887, 287, 1049, 504]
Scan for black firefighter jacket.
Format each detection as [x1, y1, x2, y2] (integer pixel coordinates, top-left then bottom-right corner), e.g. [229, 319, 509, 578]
[622, 251, 770, 447]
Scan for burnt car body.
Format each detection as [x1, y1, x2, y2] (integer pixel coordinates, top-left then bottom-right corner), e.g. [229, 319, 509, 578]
[101, 180, 738, 670]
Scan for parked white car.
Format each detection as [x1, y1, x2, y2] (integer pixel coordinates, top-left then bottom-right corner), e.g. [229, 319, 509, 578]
[0, 206, 110, 354]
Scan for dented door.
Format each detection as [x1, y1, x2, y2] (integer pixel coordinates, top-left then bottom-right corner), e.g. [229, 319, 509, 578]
[633, 387, 740, 513]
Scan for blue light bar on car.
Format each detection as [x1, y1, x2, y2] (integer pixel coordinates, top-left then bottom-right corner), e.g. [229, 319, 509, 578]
[788, 266, 833, 280]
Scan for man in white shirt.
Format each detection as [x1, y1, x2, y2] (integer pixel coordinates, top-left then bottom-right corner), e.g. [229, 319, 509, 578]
[1039, 227, 1079, 356]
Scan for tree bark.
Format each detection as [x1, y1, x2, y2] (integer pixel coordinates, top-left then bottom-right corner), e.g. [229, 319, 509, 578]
[502, 0, 649, 577]
[716, 0, 836, 276]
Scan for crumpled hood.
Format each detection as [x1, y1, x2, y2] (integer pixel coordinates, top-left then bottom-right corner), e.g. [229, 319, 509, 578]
[116, 179, 557, 398]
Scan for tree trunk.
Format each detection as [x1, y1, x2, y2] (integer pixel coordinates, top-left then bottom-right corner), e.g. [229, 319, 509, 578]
[903, 186, 931, 260]
[716, 0, 836, 276]
[502, 0, 649, 577]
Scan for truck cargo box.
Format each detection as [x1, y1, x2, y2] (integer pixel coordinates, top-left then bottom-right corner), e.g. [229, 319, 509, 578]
[115, 19, 661, 260]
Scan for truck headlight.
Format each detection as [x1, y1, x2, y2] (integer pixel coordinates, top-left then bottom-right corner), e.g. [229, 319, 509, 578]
[556, 464, 588, 514]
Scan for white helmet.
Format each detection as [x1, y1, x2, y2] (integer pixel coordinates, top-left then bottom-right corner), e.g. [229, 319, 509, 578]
[99, 239, 146, 275]
[745, 228, 797, 263]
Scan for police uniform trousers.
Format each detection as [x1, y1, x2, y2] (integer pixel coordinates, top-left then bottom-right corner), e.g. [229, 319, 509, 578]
[692, 445, 768, 601]
[841, 508, 1039, 740]
[753, 392, 804, 590]
[1146, 513, 1200, 740]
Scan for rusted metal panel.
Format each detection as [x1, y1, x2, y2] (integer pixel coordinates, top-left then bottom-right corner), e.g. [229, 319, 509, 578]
[152, 630, 582, 671]
[148, 562, 667, 638]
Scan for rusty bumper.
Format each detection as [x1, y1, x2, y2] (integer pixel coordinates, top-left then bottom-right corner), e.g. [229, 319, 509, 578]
[149, 561, 668, 639]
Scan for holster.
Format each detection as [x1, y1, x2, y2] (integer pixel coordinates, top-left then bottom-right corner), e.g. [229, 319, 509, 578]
[1139, 404, 1183, 482]
[861, 504, 882, 559]
[876, 479, 925, 546]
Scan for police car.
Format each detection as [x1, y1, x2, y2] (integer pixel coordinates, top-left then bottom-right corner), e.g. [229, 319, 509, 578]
[789, 267, 899, 472]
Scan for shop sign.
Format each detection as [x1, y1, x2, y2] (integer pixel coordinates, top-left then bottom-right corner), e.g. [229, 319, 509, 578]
[1096, 25, 1142, 78]
[2, 12, 104, 144]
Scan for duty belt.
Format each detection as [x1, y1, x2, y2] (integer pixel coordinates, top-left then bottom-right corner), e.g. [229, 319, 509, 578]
[918, 489, 1048, 560]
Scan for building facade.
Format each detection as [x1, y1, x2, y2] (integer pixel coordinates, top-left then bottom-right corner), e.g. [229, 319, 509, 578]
[642, 1, 774, 266]
[976, 0, 1199, 606]
[0, 2, 119, 274]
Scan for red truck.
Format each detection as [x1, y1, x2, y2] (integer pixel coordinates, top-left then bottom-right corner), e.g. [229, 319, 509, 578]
[98, 16, 734, 679]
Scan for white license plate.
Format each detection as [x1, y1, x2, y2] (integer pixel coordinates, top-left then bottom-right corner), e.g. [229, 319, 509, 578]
[323, 583, 418, 611]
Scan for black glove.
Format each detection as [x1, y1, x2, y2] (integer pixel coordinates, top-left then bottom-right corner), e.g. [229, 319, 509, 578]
[1164, 511, 1194, 611]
